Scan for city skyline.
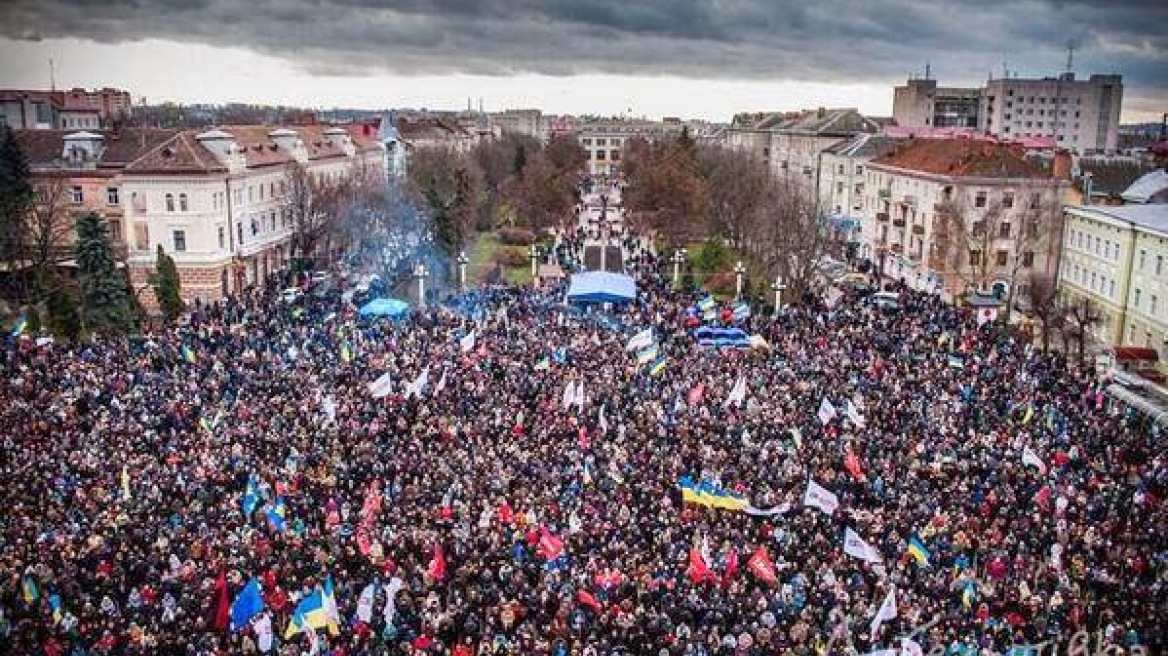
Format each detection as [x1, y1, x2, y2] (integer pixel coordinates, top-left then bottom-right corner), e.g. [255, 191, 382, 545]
[0, 0, 1165, 122]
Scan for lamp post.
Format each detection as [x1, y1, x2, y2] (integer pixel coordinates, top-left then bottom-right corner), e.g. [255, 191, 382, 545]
[457, 251, 469, 290]
[876, 242, 888, 290]
[734, 260, 746, 300]
[672, 249, 687, 288]
[771, 275, 788, 316]
[529, 243, 540, 282]
[413, 261, 428, 309]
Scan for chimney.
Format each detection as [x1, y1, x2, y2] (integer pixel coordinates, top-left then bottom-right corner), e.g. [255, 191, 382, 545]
[1052, 149, 1073, 180]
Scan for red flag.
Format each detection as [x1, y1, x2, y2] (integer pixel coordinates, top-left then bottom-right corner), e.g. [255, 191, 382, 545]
[211, 568, 230, 631]
[577, 590, 603, 613]
[747, 546, 778, 585]
[1034, 485, 1052, 511]
[688, 384, 705, 406]
[427, 542, 447, 581]
[538, 525, 564, 561]
[844, 447, 866, 481]
[497, 501, 514, 525]
[723, 547, 739, 587]
[688, 547, 714, 585]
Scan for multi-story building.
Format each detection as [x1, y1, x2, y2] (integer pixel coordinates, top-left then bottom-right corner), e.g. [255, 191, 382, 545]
[1058, 204, 1168, 350]
[893, 78, 981, 129]
[818, 134, 903, 250]
[575, 118, 685, 176]
[1, 87, 133, 130]
[980, 74, 1122, 153]
[118, 125, 383, 302]
[859, 138, 1068, 302]
[490, 109, 545, 141]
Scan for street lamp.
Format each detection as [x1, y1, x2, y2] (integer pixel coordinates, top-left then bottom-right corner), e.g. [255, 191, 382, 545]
[771, 275, 788, 316]
[734, 260, 746, 300]
[529, 243, 540, 282]
[672, 249, 688, 288]
[456, 251, 469, 290]
[413, 261, 428, 309]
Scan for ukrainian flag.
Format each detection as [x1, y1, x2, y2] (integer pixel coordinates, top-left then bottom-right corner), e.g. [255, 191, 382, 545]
[199, 416, 214, 434]
[678, 477, 748, 512]
[22, 573, 39, 604]
[322, 576, 340, 636]
[265, 497, 288, 532]
[340, 342, 352, 364]
[10, 315, 27, 337]
[49, 594, 62, 625]
[697, 296, 716, 312]
[242, 474, 261, 517]
[1021, 404, 1034, 425]
[732, 302, 751, 321]
[181, 345, 197, 363]
[648, 355, 668, 376]
[284, 587, 331, 638]
[907, 534, 932, 566]
[962, 580, 977, 609]
[534, 357, 550, 371]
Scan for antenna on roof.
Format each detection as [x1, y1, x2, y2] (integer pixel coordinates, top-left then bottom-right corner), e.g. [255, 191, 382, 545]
[1002, 60, 1009, 79]
[49, 58, 55, 92]
[924, 61, 931, 80]
[1066, 41, 1075, 74]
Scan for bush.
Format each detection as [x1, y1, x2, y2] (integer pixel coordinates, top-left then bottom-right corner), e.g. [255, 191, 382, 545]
[705, 271, 737, 296]
[496, 246, 529, 267]
[498, 227, 535, 246]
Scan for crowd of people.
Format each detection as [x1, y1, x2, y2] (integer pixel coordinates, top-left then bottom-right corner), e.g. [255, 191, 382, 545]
[1, 245, 1164, 655]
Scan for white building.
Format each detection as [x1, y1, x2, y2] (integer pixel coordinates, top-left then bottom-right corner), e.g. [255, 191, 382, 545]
[576, 118, 685, 176]
[980, 74, 1122, 154]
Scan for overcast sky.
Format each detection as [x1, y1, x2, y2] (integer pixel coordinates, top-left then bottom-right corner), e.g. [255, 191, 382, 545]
[1, 0, 1164, 122]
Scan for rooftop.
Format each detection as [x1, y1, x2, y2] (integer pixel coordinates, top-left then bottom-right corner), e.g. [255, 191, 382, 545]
[871, 138, 1051, 178]
[1065, 203, 1168, 237]
[1121, 169, 1168, 204]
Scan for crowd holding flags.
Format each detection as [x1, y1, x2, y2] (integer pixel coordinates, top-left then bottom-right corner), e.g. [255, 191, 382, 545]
[1022, 445, 1048, 475]
[869, 586, 898, 641]
[844, 527, 883, 563]
[230, 578, 265, 631]
[906, 534, 932, 567]
[817, 398, 837, 425]
[803, 480, 840, 516]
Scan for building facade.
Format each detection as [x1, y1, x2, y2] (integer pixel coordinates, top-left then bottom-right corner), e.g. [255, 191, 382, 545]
[892, 78, 981, 129]
[575, 119, 684, 176]
[860, 139, 1068, 302]
[980, 74, 1122, 153]
[1058, 204, 1168, 350]
[490, 109, 545, 141]
[818, 134, 903, 250]
[1, 87, 133, 130]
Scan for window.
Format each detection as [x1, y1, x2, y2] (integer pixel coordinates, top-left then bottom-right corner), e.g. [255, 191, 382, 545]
[1003, 193, 1014, 209]
[70, 186, 83, 205]
[179, 193, 188, 212]
[975, 191, 987, 208]
[596, 139, 606, 146]
[969, 250, 982, 266]
[172, 229, 186, 252]
[838, 164, 845, 174]
[999, 222, 1011, 239]
[108, 220, 122, 243]
[1022, 251, 1034, 267]
[996, 250, 1009, 266]
[218, 226, 226, 250]
[1154, 255, 1163, 275]
[248, 187, 254, 202]
[165, 193, 175, 212]
[595, 150, 606, 161]
[855, 165, 863, 175]
[1139, 250, 1146, 271]
[1029, 193, 1040, 210]
[237, 222, 244, 245]
[1135, 289, 1142, 308]
[1109, 279, 1115, 298]
[610, 150, 620, 161]
[134, 224, 149, 251]
[581, 139, 592, 146]
[1153, 296, 1159, 316]
[1091, 273, 1098, 290]
[270, 212, 276, 231]
[251, 219, 258, 236]
[106, 187, 119, 205]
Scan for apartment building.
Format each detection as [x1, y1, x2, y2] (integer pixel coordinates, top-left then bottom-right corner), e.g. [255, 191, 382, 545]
[1058, 204, 1168, 350]
[1, 87, 132, 130]
[118, 125, 383, 302]
[576, 118, 684, 176]
[818, 134, 903, 249]
[490, 109, 545, 141]
[860, 139, 1068, 302]
[980, 74, 1122, 153]
[892, 78, 981, 129]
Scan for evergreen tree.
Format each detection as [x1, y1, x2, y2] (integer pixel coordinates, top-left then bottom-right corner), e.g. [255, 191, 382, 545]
[0, 126, 33, 291]
[73, 212, 134, 334]
[151, 244, 184, 323]
[46, 285, 81, 341]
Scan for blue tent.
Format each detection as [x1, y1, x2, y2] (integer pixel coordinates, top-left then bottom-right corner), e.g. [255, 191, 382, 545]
[566, 272, 637, 304]
[359, 297, 411, 318]
[694, 326, 751, 348]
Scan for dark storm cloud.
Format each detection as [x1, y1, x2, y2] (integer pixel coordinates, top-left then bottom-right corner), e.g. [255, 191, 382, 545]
[1, 0, 1165, 93]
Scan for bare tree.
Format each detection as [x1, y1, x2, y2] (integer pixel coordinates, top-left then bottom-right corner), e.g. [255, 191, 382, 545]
[1026, 272, 1062, 352]
[282, 161, 344, 266]
[932, 191, 1002, 295]
[26, 178, 76, 294]
[1063, 296, 1104, 365]
[743, 175, 827, 300]
[699, 145, 771, 249]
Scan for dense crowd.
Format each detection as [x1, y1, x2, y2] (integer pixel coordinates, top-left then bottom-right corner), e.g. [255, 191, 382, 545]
[1, 255, 1164, 656]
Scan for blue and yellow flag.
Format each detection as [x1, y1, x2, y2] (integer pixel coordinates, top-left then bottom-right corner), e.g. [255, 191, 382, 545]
[284, 587, 331, 638]
[962, 580, 977, 609]
[49, 593, 62, 625]
[10, 315, 27, 337]
[648, 355, 668, 376]
[635, 344, 660, 365]
[242, 474, 261, 517]
[181, 345, 197, 364]
[678, 476, 748, 512]
[340, 342, 352, 364]
[906, 534, 932, 567]
[697, 296, 716, 313]
[22, 573, 39, 604]
[265, 497, 287, 532]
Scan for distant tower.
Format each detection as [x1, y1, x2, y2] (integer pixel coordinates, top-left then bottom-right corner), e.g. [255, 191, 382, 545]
[924, 61, 931, 80]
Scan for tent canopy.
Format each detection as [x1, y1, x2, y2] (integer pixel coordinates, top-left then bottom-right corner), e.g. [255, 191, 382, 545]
[359, 297, 411, 318]
[566, 271, 636, 304]
[694, 326, 751, 348]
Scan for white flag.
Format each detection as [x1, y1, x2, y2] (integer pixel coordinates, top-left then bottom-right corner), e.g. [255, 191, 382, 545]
[723, 377, 747, 409]
[574, 380, 586, 410]
[383, 576, 405, 625]
[355, 583, 376, 624]
[901, 636, 924, 656]
[625, 328, 654, 352]
[817, 398, 837, 425]
[322, 395, 336, 423]
[562, 381, 577, 409]
[434, 369, 447, 394]
[254, 613, 273, 653]
[803, 480, 839, 516]
[598, 404, 608, 435]
[844, 527, 883, 563]
[460, 330, 476, 353]
[869, 586, 898, 642]
[1022, 445, 1048, 475]
[405, 367, 430, 399]
[846, 400, 866, 428]
[368, 372, 394, 399]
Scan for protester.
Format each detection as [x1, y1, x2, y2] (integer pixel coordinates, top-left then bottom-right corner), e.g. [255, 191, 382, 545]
[1, 228, 1163, 655]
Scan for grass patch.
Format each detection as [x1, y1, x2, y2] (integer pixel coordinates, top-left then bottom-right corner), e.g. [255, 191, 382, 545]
[467, 231, 533, 285]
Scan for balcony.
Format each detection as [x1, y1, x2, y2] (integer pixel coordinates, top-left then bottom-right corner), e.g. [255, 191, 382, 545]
[876, 212, 889, 223]
[890, 243, 904, 254]
[892, 217, 906, 228]
[912, 224, 925, 235]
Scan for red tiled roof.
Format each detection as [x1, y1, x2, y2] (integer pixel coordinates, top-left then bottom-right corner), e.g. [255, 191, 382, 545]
[871, 138, 1051, 178]
[124, 131, 227, 174]
[13, 128, 181, 169]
